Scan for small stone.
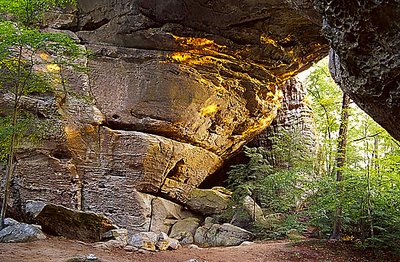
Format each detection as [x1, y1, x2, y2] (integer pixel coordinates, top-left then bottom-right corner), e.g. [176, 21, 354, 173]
[239, 241, 255, 246]
[86, 254, 97, 260]
[157, 232, 181, 251]
[3, 218, 19, 227]
[102, 229, 128, 244]
[204, 217, 214, 227]
[188, 244, 201, 249]
[123, 245, 139, 252]
[94, 240, 126, 250]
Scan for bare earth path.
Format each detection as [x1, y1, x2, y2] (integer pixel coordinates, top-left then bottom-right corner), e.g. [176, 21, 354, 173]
[0, 237, 397, 262]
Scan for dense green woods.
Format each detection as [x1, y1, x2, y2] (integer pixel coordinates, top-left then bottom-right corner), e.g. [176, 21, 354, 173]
[227, 58, 400, 252]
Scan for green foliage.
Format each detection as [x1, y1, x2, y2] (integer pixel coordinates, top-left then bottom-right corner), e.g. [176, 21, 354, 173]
[0, 0, 85, 161]
[226, 128, 314, 239]
[0, 0, 76, 27]
[0, 114, 54, 164]
[226, 58, 400, 254]
[227, 146, 273, 203]
[304, 59, 400, 251]
[0, 0, 83, 228]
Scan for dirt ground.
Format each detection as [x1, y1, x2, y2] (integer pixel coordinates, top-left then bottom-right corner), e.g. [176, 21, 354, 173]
[0, 237, 398, 262]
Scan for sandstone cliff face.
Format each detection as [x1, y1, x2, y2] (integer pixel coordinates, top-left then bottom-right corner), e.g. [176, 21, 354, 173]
[6, 0, 400, 234]
[5, 0, 330, 232]
[250, 77, 315, 152]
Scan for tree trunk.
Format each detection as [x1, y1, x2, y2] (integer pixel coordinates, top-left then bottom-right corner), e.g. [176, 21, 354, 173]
[0, 96, 18, 229]
[0, 46, 23, 229]
[330, 93, 351, 240]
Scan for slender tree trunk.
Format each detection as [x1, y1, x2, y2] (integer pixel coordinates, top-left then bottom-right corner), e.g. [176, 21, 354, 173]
[0, 95, 19, 229]
[330, 93, 351, 240]
[366, 136, 378, 238]
[0, 46, 23, 229]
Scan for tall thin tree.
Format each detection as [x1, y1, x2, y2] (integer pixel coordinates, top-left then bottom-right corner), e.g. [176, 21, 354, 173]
[330, 93, 351, 240]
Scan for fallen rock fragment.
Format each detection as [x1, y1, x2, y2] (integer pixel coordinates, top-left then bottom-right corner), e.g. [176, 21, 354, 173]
[169, 217, 200, 245]
[0, 218, 46, 243]
[26, 201, 116, 242]
[195, 223, 253, 247]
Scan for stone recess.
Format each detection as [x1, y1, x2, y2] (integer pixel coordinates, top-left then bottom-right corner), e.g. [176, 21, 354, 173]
[5, 0, 330, 233]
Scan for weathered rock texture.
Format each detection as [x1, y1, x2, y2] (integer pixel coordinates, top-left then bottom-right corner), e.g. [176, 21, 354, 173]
[26, 202, 116, 242]
[201, 77, 316, 187]
[3, 0, 331, 233]
[315, 0, 400, 141]
[250, 77, 315, 151]
[5, 0, 400, 238]
[0, 218, 46, 243]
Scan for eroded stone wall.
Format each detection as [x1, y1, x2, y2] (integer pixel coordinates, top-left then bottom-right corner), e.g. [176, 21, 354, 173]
[3, 0, 329, 231]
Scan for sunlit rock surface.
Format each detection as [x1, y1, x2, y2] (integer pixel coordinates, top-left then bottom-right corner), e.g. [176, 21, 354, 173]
[5, 0, 330, 231]
[251, 77, 316, 152]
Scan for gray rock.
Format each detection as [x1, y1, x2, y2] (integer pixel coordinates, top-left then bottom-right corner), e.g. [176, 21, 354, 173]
[94, 239, 126, 250]
[3, 218, 19, 227]
[313, 1, 400, 142]
[123, 245, 139, 252]
[128, 232, 158, 251]
[157, 232, 181, 251]
[193, 226, 208, 246]
[187, 244, 201, 249]
[240, 241, 255, 246]
[32, 203, 116, 242]
[194, 223, 253, 247]
[242, 196, 265, 223]
[204, 217, 215, 228]
[25, 200, 46, 219]
[149, 196, 193, 234]
[102, 229, 128, 244]
[169, 217, 200, 244]
[0, 223, 46, 243]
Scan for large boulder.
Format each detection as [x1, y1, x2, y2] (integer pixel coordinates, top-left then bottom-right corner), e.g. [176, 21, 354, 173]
[149, 196, 193, 233]
[194, 223, 253, 247]
[169, 217, 200, 245]
[128, 231, 159, 251]
[186, 187, 231, 216]
[0, 218, 46, 243]
[26, 201, 116, 242]
[127, 231, 181, 251]
[230, 196, 265, 229]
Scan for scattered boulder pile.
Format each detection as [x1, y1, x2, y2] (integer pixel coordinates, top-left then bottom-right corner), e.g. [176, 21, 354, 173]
[2, 187, 255, 250]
